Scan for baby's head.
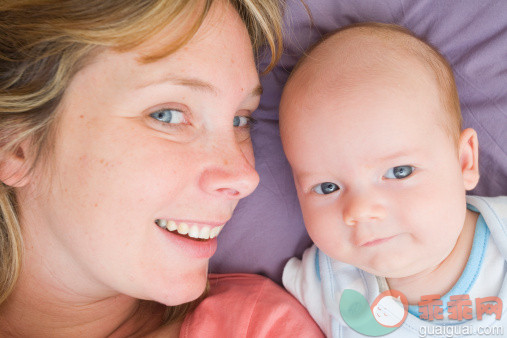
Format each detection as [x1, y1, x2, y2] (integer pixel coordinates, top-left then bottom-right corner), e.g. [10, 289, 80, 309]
[280, 23, 480, 278]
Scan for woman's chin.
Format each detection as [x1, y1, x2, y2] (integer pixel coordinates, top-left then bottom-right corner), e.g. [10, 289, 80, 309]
[148, 265, 209, 306]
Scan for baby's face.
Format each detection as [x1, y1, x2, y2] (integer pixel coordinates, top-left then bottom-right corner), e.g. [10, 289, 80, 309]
[281, 52, 472, 278]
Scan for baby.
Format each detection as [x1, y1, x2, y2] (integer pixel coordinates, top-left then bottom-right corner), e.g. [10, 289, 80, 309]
[280, 23, 507, 337]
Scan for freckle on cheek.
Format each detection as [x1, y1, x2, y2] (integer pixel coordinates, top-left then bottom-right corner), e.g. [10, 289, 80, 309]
[98, 159, 112, 167]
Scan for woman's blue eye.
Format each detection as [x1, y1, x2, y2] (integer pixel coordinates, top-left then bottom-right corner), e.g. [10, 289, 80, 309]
[149, 109, 185, 124]
[233, 116, 256, 128]
[313, 182, 340, 195]
[384, 165, 414, 179]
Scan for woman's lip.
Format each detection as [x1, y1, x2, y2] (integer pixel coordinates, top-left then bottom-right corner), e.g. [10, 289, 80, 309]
[156, 225, 218, 259]
[360, 235, 397, 247]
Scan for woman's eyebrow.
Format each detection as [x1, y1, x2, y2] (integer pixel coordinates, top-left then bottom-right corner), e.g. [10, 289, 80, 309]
[252, 84, 263, 96]
[137, 75, 263, 97]
[136, 75, 217, 94]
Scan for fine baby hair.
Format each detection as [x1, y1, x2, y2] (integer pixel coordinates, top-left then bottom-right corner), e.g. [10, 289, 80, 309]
[282, 22, 463, 146]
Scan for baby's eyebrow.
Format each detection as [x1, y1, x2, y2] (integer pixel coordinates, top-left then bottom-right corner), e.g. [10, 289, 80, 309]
[373, 150, 414, 162]
[292, 171, 317, 187]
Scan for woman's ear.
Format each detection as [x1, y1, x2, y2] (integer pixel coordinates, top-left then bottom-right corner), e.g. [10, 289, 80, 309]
[458, 128, 480, 191]
[0, 141, 32, 187]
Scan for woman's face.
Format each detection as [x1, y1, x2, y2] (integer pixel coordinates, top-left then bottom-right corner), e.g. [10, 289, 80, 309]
[19, 2, 260, 306]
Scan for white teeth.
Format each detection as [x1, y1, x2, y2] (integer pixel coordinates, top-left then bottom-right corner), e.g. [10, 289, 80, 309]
[167, 220, 177, 231]
[188, 225, 199, 238]
[209, 225, 223, 239]
[157, 219, 167, 229]
[155, 219, 224, 240]
[178, 222, 189, 235]
[209, 227, 219, 239]
[199, 227, 210, 239]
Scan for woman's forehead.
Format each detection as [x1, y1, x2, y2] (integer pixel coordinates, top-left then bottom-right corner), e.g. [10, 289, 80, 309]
[137, 0, 252, 63]
[67, 1, 259, 102]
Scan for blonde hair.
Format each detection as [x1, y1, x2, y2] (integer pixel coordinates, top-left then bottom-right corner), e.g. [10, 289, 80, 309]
[0, 0, 282, 317]
[290, 22, 462, 144]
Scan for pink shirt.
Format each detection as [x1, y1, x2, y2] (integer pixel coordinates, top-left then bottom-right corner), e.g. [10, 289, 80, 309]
[180, 273, 324, 337]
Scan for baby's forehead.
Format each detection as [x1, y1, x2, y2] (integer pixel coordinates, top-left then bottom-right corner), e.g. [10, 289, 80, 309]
[283, 35, 432, 117]
[295, 28, 428, 85]
[281, 23, 461, 148]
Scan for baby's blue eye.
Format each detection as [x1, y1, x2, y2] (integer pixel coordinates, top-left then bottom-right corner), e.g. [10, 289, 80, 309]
[233, 116, 255, 127]
[384, 165, 414, 179]
[313, 182, 340, 195]
[150, 109, 185, 124]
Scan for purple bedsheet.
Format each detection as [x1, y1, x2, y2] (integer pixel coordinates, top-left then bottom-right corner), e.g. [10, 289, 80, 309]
[210, 0, 507, 284]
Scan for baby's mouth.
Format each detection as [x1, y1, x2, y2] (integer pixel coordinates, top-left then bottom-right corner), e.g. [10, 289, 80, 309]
[155, 219, 224, 241]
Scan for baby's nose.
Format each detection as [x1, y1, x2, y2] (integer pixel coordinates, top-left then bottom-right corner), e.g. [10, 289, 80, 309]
[342, 192, 386, 225]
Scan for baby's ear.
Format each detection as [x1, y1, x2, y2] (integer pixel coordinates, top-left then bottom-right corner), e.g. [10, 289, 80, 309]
[0, 141, 32, 187]
[458, 128, 479, 191]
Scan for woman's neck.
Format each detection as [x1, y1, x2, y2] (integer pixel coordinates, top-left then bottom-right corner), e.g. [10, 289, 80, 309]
[0, 202, 171, 337]
[0, 244, 167, 337]
[387, 209, 479, 305]
[0, 279, 167, 337]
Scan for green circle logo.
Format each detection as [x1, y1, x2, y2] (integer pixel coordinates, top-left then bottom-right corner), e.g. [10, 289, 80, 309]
[340, 289, 408, 336]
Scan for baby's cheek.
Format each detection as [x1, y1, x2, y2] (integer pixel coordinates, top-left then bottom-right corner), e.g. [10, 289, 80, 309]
[311, 231, 351, 261]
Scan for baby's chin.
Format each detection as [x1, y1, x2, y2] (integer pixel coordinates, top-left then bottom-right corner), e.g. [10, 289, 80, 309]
[354, 261, 417, 279]
[324, 247, 425, 278]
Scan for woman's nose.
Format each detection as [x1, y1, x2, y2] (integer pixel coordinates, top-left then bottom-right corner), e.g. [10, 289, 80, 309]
[198, 137, 260, 200]
[342, 191, 386, 226]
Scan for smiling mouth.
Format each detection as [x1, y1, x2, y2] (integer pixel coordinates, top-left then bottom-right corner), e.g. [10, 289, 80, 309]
[155, 219, 224, 241]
